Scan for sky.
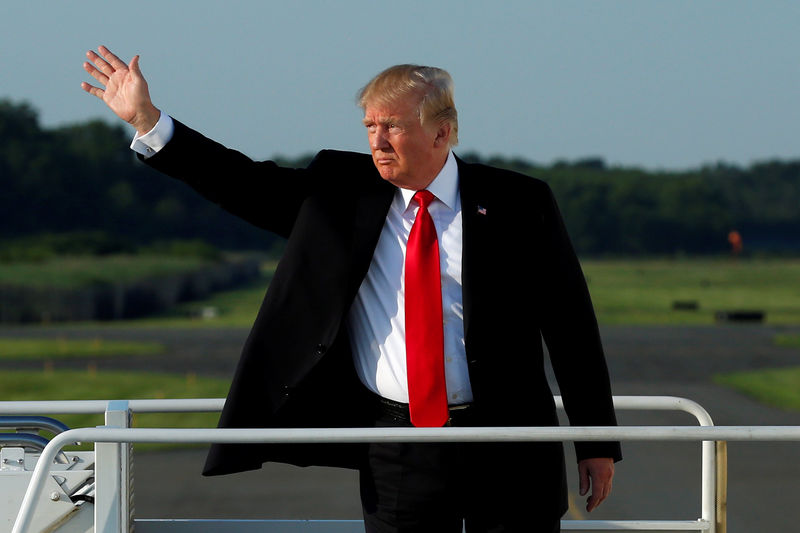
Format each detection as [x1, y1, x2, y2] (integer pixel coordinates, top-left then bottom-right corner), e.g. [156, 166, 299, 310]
[2, 1, 799, 170]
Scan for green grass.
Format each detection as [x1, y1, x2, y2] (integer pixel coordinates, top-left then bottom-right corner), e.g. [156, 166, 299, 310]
[0, 338, 164, 359]
[10, 259, 277, 329]
[102, 259, 278, 328]
[8, 256, 800, 328]
[775, 334, 800, 349]
[0, 370, 230, 449]
[126, 279, 270, 328]
[117, 256, 800, 328]
[714, 367, 800, 412]
[582, 258, 800, 325]
[0, 254, 208, 289]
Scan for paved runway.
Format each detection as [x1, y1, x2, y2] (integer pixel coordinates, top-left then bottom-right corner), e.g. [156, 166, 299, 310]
[4, 323, 800, 530]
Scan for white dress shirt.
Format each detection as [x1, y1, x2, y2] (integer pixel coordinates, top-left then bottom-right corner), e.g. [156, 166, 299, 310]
[347, 151, 473, 405]
[130, 112, 174, 158]
[131, 114, 472, 405]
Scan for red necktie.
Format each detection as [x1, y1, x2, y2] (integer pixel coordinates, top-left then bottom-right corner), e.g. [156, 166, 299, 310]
[405, 190, 448, 427]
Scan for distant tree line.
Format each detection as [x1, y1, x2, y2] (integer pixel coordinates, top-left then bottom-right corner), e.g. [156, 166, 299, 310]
[0, 100, 276, 255]
[457, 152, 800, 255]
[2, 99, 799, 256]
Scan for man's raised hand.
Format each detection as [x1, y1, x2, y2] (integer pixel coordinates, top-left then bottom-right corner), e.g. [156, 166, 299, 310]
[81, 46, 160, 134]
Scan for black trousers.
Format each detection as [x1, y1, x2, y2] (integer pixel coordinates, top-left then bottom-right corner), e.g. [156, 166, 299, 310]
[359, 398, 562, 533]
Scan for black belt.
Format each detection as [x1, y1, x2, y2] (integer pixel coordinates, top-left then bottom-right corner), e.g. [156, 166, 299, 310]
[374, 395, 476, 427]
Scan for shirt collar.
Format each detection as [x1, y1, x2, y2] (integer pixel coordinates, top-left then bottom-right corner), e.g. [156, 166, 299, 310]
[399, 151, 459, 211]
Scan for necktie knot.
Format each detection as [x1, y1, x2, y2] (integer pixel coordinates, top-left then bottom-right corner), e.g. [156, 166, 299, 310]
[414, 190, 435, 210]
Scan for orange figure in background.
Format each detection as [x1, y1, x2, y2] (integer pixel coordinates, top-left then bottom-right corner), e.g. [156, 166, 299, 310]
[728, 230, 743, 256]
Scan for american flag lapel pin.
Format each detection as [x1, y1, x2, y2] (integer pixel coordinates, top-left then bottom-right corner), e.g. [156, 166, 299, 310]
[476, 205, 487, 216]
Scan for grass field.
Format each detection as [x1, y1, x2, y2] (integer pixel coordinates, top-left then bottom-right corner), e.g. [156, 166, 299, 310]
[125, 279, 271, 328]
[775, 334, 800, 348]
[0, 370, 230, 450]
[4, 256, 798, 325]
[3, 257, 800, 414]
[715, 368, 800, 412]
[0, 338, 163, 359]
[0, 255, 209, 289]
[582, 259, 800, 411]
[582, 258, 800, 325]
[114, 257, 800, 327]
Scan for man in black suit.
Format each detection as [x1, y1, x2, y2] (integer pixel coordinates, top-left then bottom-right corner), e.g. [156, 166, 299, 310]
[83, 46, 621, 532]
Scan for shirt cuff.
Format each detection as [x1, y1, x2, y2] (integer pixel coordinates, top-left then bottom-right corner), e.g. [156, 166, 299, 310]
[130, 112, 174, 158]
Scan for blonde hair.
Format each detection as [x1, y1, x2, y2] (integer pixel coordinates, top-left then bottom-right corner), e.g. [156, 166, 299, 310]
[357, 64, 459, 147]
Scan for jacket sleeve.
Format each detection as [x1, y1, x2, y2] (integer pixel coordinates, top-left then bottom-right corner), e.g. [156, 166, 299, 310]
[141, 118, 321, 239]
[535, 180, 622, 463]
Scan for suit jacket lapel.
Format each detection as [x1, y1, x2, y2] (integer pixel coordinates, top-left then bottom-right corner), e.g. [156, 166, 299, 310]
[457, 157, 492, 341]
[348, 175, 396, 294]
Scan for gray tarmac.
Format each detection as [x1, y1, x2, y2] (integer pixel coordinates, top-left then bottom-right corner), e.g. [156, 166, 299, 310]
[3, 323, 800, 531]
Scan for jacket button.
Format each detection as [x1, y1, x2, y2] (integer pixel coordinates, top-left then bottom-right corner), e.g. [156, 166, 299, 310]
[314, 344, 326, 356]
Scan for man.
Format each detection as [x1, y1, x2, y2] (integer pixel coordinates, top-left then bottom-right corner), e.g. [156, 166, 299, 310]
[82, 46, 621, 532]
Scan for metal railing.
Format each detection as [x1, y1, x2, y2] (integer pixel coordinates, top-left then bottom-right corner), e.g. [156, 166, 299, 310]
[3, 396, 791, 533]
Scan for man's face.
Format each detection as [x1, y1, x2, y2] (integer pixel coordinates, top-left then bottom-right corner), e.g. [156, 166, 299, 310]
[363, 96, 445, 190]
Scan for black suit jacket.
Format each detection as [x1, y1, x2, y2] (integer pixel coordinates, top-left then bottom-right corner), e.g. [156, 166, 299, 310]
[144, 119, 621, 507]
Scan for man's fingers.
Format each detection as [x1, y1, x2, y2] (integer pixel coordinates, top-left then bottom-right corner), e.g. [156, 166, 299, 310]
[98, 45, 128, 71]
[80, 81, 104, 99]
[586, 494, 601, 512]
[585, 480, 606, 512]
[578, 457, 615, 512]
[83, 61, 110, 86]
[87, 46, 129, 79]
[585, 477, 612, 512]
[86, 50, 115, 77]
[579, 468, 589, 496]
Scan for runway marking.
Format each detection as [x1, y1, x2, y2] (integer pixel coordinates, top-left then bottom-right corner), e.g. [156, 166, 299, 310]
[567, 492, 586, 521]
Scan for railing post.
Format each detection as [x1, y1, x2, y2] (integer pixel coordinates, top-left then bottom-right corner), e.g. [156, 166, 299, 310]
[95, 400, 133, 533]
[701, 441, 716, 533]
[715, 441, 728, 533]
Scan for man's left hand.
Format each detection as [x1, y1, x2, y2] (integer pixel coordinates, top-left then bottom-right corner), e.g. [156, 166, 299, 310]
[578, 457, 615, 512]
